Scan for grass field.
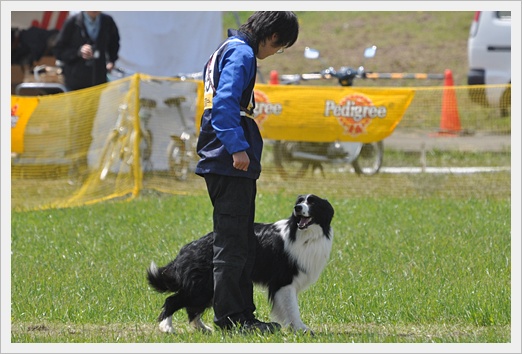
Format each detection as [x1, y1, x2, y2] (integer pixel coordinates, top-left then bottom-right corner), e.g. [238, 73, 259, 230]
[10, 191, 511, 345]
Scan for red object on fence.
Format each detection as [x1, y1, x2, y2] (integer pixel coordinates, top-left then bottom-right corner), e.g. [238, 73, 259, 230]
[436, 69, 462, 136]
[269, 70, 279, 85]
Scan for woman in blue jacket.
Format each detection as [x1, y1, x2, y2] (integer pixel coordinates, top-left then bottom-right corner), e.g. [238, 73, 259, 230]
[195, 11, 299, 333]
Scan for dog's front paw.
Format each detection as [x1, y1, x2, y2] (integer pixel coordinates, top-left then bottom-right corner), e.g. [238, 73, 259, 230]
[158, 318, 175, 333]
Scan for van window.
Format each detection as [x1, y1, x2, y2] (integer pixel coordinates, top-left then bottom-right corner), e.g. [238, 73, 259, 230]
[497, 11, 511, 19]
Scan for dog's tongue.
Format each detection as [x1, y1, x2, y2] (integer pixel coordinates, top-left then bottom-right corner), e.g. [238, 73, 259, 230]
[298, 217, 311, 229]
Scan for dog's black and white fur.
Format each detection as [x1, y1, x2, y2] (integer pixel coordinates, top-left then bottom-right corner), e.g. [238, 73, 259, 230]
[147, 194, 334, 333]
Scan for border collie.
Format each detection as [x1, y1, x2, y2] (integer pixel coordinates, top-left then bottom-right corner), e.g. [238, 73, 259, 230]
[146, 194, 334, 334]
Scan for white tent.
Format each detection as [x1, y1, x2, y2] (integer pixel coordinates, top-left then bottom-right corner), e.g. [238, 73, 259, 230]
[105, 11, 223, 76]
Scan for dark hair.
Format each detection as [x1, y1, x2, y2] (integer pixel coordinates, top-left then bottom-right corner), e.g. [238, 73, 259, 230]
[239, 11, 299, 49]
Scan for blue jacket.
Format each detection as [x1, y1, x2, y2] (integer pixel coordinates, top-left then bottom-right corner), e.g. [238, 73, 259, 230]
[195, 30, 263, 180]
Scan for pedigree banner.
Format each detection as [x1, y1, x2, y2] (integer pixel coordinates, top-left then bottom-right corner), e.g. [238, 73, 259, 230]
[253, 84, 415, 143]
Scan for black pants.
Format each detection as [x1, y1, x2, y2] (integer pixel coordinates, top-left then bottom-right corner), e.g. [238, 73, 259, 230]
[204, 173, 257, 328]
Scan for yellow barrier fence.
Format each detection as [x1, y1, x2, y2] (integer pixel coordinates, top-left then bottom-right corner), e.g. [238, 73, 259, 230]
[11, 74, 510, 211]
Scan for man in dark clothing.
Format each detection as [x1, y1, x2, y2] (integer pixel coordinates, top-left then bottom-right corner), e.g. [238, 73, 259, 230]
[53, 11, 120, 183]
[195, 11, 299, 333]
[54, 11, 120, 90]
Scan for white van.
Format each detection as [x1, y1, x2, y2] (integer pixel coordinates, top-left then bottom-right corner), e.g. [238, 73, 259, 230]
[467, 11, 511, 116]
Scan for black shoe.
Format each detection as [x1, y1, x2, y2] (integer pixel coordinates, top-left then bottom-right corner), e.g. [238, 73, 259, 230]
[240, 319, 281, 334]
[217, 317, 281, 334]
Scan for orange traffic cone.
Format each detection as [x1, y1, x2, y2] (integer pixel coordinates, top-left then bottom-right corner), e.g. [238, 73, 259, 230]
[269, 70, 279, 85]
[437, 69, 461, 136]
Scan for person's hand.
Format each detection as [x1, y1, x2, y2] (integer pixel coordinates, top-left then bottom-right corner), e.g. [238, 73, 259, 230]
[80, 44, 93, 60]
[106, 62, 114, 72]
[232, 151, 249, 171]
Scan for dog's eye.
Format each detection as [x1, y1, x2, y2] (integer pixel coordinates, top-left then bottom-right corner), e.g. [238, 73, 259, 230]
[306, 195, 316, 204]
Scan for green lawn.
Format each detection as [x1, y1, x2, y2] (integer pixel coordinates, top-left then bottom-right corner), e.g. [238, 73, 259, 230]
[10, 192, 511, 344]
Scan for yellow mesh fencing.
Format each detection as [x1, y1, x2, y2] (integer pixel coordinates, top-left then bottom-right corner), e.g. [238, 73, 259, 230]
[11, 74, 511, 211]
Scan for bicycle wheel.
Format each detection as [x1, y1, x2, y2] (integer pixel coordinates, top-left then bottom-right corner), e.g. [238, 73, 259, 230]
[351, 141, 383, 176]
[99, 131, 121, 181]
[167, 137, 188, 181]
[141, 129, 153, 172]
[273, 141, 314, 180]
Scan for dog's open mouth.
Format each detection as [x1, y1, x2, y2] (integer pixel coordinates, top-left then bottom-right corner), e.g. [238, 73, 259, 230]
[297, 216, 313, 229]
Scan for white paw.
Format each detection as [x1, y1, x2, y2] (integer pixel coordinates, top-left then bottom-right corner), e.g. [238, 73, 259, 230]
[158, 318, 174, 333]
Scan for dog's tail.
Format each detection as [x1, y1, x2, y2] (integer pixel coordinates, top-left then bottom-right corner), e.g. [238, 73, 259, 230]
[146, 261, 177, 293]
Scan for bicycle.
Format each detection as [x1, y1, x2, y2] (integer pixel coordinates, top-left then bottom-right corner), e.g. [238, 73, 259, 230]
[164, 95, 197, 181]
[137, 98, 156, 172]
[98, 98, 155, 181]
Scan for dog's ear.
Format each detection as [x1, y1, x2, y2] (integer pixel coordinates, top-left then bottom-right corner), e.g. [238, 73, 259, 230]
[295, 194, 305, 203]
[321, 197, 335, 219]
